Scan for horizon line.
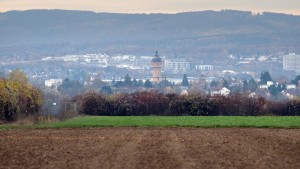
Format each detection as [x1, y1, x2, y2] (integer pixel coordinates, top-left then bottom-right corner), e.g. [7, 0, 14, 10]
[1, 8, 299, 16]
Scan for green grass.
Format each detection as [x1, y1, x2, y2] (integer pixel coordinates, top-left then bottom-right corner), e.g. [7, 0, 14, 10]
[1, 116, 300, 130]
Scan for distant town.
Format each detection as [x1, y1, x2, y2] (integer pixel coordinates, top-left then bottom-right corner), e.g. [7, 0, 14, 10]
[1, 51, 299, 100]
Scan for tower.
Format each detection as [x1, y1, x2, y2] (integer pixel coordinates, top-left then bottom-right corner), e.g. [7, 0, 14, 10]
[151, 51, 162, 83]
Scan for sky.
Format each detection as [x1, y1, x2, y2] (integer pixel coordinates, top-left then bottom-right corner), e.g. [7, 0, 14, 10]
[0, 0, 299, 15]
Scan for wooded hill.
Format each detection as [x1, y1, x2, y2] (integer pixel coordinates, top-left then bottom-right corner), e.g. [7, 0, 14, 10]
[0, 10, 300, 61]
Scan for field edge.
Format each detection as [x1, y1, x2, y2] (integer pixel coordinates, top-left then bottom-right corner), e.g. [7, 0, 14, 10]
[1, 116, 300, 130]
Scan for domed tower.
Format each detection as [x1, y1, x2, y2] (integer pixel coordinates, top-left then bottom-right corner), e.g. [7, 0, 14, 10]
[151, 51, 162, 83]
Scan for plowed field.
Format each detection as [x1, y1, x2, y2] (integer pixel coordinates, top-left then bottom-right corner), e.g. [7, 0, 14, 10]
[0, 128, 299, 169]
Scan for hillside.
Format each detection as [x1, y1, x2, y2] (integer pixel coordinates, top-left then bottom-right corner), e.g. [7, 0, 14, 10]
[0, 10, 300, 61]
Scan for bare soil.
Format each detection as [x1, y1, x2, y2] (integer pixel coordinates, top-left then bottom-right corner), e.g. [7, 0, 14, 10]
[0, 128, 299, 169]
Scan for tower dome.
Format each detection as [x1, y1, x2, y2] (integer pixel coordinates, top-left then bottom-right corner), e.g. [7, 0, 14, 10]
[151, 51, 162, 62]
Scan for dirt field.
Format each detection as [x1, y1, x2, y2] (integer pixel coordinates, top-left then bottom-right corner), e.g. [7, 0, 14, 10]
[0, 128, 299, 169]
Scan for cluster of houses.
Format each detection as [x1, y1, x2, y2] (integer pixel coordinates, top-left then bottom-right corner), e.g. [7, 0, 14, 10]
[257, 81, 298, 99]
[40, 52, 300, 100]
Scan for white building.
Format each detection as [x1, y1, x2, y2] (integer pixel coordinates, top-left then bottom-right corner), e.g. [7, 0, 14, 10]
[267, 81, 274, 87]
[164, 59, 190, 71]
[281, 91, 294, 99]
[222, 70, 237, 74]
[220, 87, 230, 96]
[78, 55, 108, 67]
[196, 65, 214, 71]
[259, 85, 268, 89]
[286, 84, 296, 90]
[211, 87, 230, 96]
[283, 53, 300, 73]
[45, 79, 63, 88]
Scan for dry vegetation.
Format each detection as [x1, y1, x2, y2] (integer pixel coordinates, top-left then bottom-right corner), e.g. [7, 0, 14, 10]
[74, 91, 300, 116]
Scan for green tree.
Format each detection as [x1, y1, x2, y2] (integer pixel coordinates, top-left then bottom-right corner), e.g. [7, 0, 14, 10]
[248, 78, 258, 92]
[132, 78, 139, 87]
[113, 81, 124, 88]
[159, 78, 173, 88]
[144, 79, 153, 88]
[123, 74, 132, 87]
[91, 78, 108, 88]
[58, 78, 83, 96]
[277, 84, 286, 91]
[111, 77, 116, 86]
[260, 71, 272, 84]
[137, 80, 144, 87]
[222, 79, 229, 88]
[243, 79, 248, 91]
[268, 84, 279, 97]
[291, 75, 300, 86]
[132, 78, 143, 88]
[210, 80, 218, 87]
[182, 74, 189, 87]
[101, 86, 113, 95]
[59, 78, 71, 89]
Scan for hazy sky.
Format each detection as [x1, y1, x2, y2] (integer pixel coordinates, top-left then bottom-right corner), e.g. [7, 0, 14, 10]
[0, 0, 299, 15]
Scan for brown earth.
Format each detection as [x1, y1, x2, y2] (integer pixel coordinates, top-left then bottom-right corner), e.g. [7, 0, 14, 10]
[0, 128, 299, 169]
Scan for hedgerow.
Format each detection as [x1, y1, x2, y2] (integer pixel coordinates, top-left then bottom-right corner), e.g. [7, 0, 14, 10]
[74, 91, 300, 116]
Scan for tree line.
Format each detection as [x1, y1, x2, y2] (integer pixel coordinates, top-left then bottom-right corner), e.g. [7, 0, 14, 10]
[73, 91, 300, 116]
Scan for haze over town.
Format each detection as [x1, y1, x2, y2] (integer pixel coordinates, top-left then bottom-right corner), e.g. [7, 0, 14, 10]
[0, 1, 300, 101]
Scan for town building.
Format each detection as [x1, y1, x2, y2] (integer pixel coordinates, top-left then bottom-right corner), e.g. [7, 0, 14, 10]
[259, 85, 269, 89]
[267, 81, 274, 87]
[45, 78, 63, 88]
[283, 53, 300, 73]
[196, 65, 214, 71]
[151, 51, 163, 83]
[210, 87, 231, 96]
[164, 58, 190, 71]
[286, 84, 296, 90]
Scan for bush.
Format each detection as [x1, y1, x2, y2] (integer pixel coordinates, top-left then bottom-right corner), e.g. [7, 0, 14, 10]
[287, 100, 300, 116]
[80, 92, 110, 115]
[182, 94, 217, 116]
[268, 100, 300, 116]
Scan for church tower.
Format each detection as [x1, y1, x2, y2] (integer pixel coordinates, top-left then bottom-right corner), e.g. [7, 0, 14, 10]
[151, 51, 162, 83]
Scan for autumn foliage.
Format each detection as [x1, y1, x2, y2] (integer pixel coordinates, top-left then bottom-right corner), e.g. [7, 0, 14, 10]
[75, 91, 300, 116]
[0, 78, 42, 122]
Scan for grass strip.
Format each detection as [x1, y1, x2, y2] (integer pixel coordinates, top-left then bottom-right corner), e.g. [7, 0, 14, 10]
[1, 116, 300, 130]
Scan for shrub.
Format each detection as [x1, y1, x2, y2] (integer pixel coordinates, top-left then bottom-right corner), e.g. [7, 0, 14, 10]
[80, 92, 110, 115]
[182, 95, 217, 116]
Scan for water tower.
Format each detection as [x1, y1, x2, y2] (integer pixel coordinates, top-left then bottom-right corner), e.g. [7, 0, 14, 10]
[151, 51, 162, 83]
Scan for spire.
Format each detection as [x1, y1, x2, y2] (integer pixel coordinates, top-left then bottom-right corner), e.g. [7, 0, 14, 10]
[155, 50, 159, 57]
[151, 50, 162, 62]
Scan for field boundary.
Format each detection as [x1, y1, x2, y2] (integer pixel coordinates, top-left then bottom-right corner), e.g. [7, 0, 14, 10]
[1, 116, 300, 130]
